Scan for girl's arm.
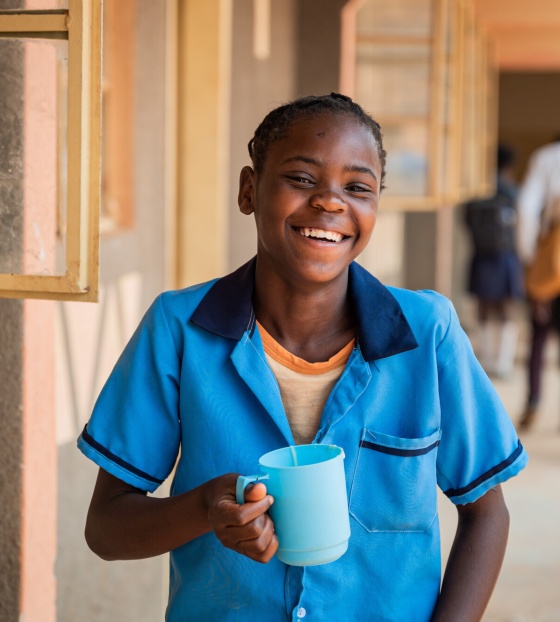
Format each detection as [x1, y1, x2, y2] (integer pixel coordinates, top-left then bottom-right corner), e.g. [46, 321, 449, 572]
[85, 468, 278, 563]
[431, 485, 510, 622]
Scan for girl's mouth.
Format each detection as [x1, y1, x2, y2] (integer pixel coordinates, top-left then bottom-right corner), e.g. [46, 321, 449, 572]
[294, 227, 346, 243]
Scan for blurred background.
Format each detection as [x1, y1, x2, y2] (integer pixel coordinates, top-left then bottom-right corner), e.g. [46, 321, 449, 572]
[0, 0, 559, 620]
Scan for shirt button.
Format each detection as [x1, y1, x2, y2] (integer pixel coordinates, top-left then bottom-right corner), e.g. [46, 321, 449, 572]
[297, 607, 306, 618]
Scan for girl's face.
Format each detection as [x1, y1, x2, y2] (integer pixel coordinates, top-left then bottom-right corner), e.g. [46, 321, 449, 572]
[239, 113, 382, 287]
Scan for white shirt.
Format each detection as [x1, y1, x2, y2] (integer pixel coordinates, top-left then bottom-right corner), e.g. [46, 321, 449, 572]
[517, 141, 560, 262]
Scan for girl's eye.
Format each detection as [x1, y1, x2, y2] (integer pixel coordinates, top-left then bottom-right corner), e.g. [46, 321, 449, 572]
[287, 175, 313, 185]
[347, 184, 371, 193]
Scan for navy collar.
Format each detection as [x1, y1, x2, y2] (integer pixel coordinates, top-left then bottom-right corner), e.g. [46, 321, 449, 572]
[190, 257, 418, 361]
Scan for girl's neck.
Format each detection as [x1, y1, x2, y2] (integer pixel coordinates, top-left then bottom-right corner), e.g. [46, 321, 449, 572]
[253, 266, 356, 363]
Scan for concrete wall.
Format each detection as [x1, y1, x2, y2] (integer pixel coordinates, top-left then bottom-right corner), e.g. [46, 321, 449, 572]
[0, 26, 25, 621]
[294, 0, 347, 98]
[403, 212, 437, 291]
[0, 300, 23, 621]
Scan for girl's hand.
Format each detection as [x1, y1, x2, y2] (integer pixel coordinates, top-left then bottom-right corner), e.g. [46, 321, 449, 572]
[205, 474, 278, 563]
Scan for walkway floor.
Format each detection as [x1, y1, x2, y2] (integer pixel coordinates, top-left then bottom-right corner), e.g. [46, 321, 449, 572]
[439, 332, 560, 622]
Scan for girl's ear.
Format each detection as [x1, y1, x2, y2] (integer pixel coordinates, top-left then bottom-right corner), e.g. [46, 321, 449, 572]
[238, 166, 256, 215]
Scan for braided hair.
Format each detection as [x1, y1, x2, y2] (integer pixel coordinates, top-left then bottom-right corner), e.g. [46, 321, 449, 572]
[248, 93, 387, 191]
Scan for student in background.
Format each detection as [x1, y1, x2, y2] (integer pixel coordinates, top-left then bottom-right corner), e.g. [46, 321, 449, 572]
[517, 137, 560, 430]
[464, 145, 524, 378]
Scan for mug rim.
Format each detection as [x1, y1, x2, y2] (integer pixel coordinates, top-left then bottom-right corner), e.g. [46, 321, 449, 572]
[259, 443, 344, 470]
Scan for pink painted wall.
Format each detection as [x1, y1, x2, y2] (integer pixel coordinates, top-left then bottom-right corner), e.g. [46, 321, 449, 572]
[20, 32, 58, 622]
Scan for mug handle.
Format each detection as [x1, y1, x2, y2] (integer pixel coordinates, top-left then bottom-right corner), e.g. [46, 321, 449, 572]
[236, 474, 270, 505]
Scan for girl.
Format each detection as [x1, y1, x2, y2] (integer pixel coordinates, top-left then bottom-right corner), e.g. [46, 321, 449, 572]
[80, 93, 527, 621]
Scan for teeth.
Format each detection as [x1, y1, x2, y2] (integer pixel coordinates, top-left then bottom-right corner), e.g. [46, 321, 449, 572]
[298, 227, 343, 243]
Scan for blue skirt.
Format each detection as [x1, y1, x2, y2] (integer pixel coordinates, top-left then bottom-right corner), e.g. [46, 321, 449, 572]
[468, 251, 525, 301]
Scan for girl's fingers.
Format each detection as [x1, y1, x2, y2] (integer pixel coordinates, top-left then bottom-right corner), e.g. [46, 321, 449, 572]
[233, 495, 274, 526]
[227, 511, 272, 543]
[243, 481, 268, 503]
[210, 494, 273, 532]
[234, 518, 278, 563]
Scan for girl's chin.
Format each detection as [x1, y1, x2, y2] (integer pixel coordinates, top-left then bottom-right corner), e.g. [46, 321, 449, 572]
[286, 260, 353, 285]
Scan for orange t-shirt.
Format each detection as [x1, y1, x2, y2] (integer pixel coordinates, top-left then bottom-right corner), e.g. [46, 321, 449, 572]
[257, 321, 355, 444]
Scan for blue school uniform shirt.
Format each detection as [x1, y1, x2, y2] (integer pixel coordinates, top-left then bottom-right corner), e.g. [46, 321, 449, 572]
[78, 258, 527, 622]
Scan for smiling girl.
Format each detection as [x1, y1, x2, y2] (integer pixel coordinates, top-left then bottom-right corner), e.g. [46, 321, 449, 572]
[79, 93, 527, 621]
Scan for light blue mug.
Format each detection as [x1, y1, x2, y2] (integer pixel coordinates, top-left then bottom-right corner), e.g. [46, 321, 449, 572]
[236, 444, 350, 566]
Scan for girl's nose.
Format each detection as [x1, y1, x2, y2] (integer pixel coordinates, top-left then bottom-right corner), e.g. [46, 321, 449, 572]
[309, 190, 346, 212]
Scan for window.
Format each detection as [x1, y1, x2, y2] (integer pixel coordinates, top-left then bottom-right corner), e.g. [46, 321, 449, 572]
[343, 0, 496, 209]
[0, 0, 102, 300]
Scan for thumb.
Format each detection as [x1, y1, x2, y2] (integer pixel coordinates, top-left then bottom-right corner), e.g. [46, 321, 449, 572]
[244, 481, 269, 503]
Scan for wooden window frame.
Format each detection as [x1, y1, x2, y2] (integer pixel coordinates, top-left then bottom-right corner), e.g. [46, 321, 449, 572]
[342, 0, 498, 211]
[0, 0, 102, 301]
[457, 1, 497, 200]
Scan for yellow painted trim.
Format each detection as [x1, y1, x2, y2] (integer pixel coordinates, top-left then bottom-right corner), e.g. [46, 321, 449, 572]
[177, 0, 232, 287]
[0, 274, 79, 291]
[0, 1, 102, 302]
[0, 274, 97, 301]
[83, 0, 102, 298]
[0, 287, 98, 303]
[0, 12, 68, 33]
[65, 0, 84, 286]
[428, 0, 445, 202]
[445, 0, 466, 199]
[164, 0, 179, 290]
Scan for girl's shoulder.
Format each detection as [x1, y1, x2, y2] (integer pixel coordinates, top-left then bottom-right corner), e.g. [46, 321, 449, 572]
[386, 286, 458, 347]
[157, 278, 220, 322]
[387, 285, 453, 320]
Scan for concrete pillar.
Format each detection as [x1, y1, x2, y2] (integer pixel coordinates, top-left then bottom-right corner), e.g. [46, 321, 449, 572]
[177, 0, 232, 286]
[0, 29, 25, 622]
[0, 300, 24, 621]
[403, 212, 437, 291]
[295, 0, 347, 98]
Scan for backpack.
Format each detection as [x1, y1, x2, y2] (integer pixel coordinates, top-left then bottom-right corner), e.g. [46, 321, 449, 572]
[463, 193, 517, 254]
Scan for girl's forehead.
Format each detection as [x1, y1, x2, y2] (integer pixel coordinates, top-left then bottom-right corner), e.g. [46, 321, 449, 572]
[284, 112, 370, 141]
[267, 113, 379, 163]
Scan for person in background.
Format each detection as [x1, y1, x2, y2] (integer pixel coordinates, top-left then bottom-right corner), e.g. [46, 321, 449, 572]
[516, 136, 560, 430]
[464, 145, 524, 379]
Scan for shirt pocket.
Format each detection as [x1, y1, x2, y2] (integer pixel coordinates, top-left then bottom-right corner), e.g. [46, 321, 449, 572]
[349, 428, 441, 533]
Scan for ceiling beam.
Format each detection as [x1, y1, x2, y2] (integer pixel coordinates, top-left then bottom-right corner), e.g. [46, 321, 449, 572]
[494, 27, 560, 70]
[472, 0, 560, 70]
[473, 0, 560, 28]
